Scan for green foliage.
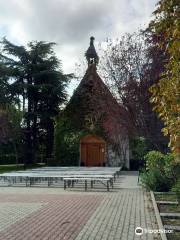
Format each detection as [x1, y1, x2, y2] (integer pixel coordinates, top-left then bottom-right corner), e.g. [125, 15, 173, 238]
[0, 104, 23, 164]
[163, 154, 180, 180]
[149, 0, 180, 158]
[0, 38, 72, 164]
[54, 116, 84, 166]
[54, 109, 105, 166]
[140, 150, 177, 191]
[0, 165, 24, 173]
[0, 154, 17, 164]
[145, 151, 165, 171]
[131, 137, 149, 159]
[0, 61, 18, 105]
[130, 137, 150, 169]
[0, 119, 21, 164]
[140, 168, 172, 191]
[172, 179, 180, 204]
[5, 104, 22, 141]
[0, 163, 45, 173]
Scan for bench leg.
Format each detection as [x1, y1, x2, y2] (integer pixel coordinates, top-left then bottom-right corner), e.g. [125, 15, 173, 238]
[107, 180, 110, 191]
[138, 171, 140, 183]
[26, 177, 28, 187]
[30, 178, 32, 187]
[13, 177, 16, 184]
[48, 178, 50, 187]
[85, 180, 87, 191]
[91, 180, 93, 188]
[110, 179, 113, 188]
[64, 180, 66, 190]
[68, 180, 71, 188]
[8, 177, 11, 186]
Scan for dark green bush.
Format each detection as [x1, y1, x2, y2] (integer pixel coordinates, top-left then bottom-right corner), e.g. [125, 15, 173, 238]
[54, 116, 83, 166]
[145, 151, 165, 171]
[172, 179, 180, 204]
[141, 168, 173, 191]
[164, 157, 180, 181]
[130, 137, 150, 170]
[140, 151, 175, 191]
[0, 154, 17, 164]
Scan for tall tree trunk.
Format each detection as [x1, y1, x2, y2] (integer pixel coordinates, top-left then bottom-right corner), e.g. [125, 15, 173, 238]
[45, 119, 54, 164]
[25, 78, 34, 165]
[32, 101, 38, 163]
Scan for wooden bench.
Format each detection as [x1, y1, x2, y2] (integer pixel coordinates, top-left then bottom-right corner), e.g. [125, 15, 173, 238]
[63, 177, 113, 191]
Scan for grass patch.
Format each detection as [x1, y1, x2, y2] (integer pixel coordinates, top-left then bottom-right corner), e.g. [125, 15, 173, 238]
[0, 165, 24, 173]
[0, 163, 45, 173]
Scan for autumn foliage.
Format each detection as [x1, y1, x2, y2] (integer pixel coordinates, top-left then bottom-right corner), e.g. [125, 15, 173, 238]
[149, 0, 180, 160]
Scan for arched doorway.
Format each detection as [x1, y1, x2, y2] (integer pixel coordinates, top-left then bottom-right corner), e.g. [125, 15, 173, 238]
[80, 135, 106, 166]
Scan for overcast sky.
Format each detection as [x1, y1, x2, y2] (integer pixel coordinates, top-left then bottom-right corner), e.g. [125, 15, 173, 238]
[0, 0, 158, 94]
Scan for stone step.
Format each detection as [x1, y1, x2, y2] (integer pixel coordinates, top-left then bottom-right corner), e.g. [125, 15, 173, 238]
[160, 213, 180, 219]
[156, 201, 178, 205]
[154, 192, 176, 195]
[164, 225, 180, 232]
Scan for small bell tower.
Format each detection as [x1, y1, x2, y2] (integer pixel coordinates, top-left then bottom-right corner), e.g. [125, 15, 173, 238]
[85, 36, 99, 66]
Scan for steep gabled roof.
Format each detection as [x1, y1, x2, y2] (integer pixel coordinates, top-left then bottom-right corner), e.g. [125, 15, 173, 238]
[64, 64, 128, 144]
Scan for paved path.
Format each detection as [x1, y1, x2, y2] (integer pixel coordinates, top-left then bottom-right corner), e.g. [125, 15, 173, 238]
[0, 171, 160, 240]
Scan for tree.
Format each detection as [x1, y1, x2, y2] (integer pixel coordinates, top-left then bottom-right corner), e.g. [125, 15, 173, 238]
[0, 39, 72, 164]
[0, 62, 18, 105]
[0, 104, 22, 164]
[0, 108, 10, 144]
[99, 32, 168, 151]
[149, 0, 180, 160]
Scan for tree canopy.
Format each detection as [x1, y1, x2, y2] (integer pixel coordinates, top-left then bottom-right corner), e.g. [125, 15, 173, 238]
[98, 32, 168, 151]
[0, 39, 72, 164]
[149, 0, 180, 160]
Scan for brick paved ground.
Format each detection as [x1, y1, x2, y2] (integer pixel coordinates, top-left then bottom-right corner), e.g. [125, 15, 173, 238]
[0, 172, 161, 240]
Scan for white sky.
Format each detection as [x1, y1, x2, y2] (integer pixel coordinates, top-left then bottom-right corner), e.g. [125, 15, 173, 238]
[0, 0, 158, 95]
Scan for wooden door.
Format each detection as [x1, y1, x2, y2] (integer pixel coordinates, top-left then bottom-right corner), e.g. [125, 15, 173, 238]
[87, 144, 100, 166]
[80, 135, 106, 166]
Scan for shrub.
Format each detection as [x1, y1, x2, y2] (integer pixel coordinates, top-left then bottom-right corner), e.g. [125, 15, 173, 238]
[130, 137, 150, 170]
[164, 157, 180, 182]
[0, 154, 17, 164]
[172, 179, 180, 204]
[54, 116, 84, 166]
[141, 168, 173, 192]
[140, 151, 175, 191]
[144, 151, 165, 172]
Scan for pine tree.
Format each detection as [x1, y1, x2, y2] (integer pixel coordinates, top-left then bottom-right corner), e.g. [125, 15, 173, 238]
[0, 39, 72, 164]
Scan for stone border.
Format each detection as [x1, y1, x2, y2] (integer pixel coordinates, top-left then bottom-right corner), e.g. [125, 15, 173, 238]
[150, 191, 168, 240]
